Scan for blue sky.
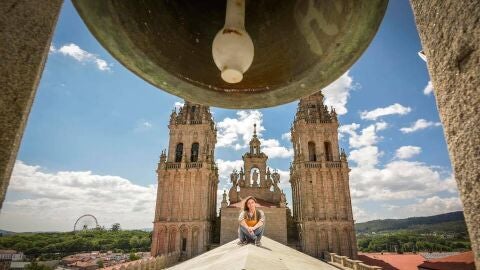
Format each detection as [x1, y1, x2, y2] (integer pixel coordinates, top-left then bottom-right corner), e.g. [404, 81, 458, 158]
[0, 1, 461, 232]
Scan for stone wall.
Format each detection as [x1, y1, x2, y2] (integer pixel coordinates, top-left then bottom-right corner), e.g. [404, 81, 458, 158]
[220, 207, 287, 245]
[409, 1, 480, 266]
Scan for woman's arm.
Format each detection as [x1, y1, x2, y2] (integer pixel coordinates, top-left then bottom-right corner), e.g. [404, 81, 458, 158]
[239, 219, 248, 229]
[252, 221, 263, 230]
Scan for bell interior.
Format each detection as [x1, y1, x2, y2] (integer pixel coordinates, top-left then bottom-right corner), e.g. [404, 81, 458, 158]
[73, 0, 388, 108]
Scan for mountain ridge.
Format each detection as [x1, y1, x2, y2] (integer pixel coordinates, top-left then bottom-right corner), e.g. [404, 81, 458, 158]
[355, 211, 467, 234]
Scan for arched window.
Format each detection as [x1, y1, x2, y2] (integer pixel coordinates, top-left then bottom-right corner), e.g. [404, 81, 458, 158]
[324, 142, 332, 161]
[168, 228, 177, 252]
[308, 141, 316, 161]
[191, 143, 199, 162]
[191, 227, 199, 256]
[180, 225, 188, 253]
[175, 143, 183, 162]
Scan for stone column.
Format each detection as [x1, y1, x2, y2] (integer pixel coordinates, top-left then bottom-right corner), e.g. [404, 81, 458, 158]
[410, 0, 479, 265]
[0, 0, 63, 208]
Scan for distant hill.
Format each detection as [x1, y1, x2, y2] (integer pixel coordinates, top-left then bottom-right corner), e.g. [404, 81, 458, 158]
[355, 211, 468, 234]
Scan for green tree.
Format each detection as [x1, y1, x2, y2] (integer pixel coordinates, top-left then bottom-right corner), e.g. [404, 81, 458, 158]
[111, 223, 121, 232]
[129, 252, 140, 261]
[129, 236, 140, 248]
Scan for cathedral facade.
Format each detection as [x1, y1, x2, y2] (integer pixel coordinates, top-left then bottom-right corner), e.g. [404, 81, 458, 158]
[151, 92, 357, 260]
[151, 101, 218, 259]
[290, 92, 358, 259]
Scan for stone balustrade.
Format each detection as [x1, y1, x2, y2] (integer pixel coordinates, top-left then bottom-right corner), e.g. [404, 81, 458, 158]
[324, 252, 381, 270]
[303, 161, 342, 169]
[186, 162, 203, 169]
[304, 162, 321, 168]
[106, 252, 180, 270]
[325, 161, 342, 168]
[164, 162, 204, 170]
[165, 163, 181, 169]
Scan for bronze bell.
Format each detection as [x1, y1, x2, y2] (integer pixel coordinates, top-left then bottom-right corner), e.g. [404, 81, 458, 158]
[72, 0, 388, 109]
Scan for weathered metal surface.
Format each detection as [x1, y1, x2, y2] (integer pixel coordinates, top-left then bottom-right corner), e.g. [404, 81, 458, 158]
[72, 0, 388, 108]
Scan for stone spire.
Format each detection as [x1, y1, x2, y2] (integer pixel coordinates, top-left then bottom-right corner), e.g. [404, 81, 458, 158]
[295, 91, 334, 124]
[249, 123, 261, 155]
[221, 190, 228, 208]
[171, 100, 214, 127]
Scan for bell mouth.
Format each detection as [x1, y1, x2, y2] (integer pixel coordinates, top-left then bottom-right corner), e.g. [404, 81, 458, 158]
[72, 0, 388, 109]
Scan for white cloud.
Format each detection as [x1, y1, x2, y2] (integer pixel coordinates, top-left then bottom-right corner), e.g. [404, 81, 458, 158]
[360, 103, 412, 120]
[339, 123, 456, 206]
[423, 81, 434, 95]
[350, 160, 455, 201]
[349, 146, 382, 168]
[142, 121, 152, 128]
[339, 122, 386, 148]
[174, 102, 184, 110]
[0, 161, 156, 232]
[49, 44, 57, 53]
[387, 196, 463, 218]
[53, 43, 112, 71]
[353, 206, 375, 223]
[322, 71, 356, 115]
[339, 123, 361, 134]
[395, 146, 421, 159]
[260, 139, 294, 159]
[216, 110, 264, 149]
[134, 119, 153, 132]
[375, 121, 388, 131]
[215, 159, 244, 187]
[276, 169, 291, 190]
[400, 119, 442, 133]
[281, 132, 291, 141]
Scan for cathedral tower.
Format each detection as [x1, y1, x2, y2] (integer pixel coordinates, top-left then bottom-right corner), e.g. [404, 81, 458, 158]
[290, 92, 357, 259]
[151, 101, 218, 259]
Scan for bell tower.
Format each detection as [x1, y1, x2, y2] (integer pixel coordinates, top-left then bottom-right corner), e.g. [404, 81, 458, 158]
[290, 91, 357, 259]
[151, 101, 218, 259]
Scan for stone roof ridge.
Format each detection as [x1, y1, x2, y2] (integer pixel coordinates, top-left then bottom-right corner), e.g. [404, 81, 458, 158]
[168, 237, 339, 270]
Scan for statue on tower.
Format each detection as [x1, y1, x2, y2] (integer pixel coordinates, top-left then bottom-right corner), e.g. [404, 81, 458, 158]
[252, 169, 259, 187]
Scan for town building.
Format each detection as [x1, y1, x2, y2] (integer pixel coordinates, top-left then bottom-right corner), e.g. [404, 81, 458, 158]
[418, 251, 475, 270]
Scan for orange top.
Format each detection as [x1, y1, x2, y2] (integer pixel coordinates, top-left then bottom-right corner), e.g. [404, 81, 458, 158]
[245, 211, 258, 227]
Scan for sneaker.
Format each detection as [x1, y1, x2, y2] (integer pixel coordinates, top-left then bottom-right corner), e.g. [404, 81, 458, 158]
[237, 240, 247, 246]
[255, 239, 262, 246]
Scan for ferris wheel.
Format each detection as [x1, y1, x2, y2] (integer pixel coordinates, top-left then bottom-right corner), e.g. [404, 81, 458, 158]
[74, 214, 99, 231]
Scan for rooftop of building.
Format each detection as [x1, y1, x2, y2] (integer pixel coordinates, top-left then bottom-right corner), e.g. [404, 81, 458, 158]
[0, 250, 18, 254]
[168, 237, 339, 270]
[418, 251, 475, 270]
[358, 252, 426, 270]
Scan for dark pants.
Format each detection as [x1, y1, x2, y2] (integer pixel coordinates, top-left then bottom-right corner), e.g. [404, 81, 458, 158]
[239, 225, 264, 242]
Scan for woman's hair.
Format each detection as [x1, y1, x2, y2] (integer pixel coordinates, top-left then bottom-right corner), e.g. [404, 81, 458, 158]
[243, 196, 257, 211]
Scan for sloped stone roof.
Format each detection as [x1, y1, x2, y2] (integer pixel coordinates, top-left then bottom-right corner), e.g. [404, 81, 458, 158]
[168, 237, 338, 270]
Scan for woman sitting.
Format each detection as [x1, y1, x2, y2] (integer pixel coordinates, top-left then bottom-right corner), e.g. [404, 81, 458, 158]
[238, 196, 265, 246]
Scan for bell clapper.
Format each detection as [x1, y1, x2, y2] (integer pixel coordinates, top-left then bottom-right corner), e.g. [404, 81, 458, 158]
[212, 0, 254, 84]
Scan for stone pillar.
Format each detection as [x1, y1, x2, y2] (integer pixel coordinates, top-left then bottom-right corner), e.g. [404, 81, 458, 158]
[409, 0, 479, 266]
[0, 0, 63, 208]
